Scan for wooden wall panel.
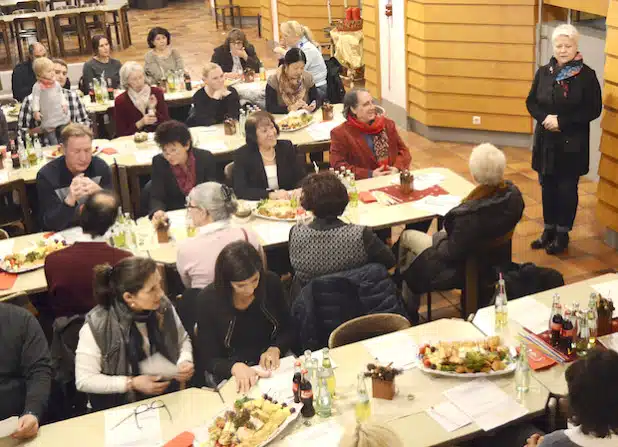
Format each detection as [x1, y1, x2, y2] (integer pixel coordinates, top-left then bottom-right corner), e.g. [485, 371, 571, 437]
[597, 0, 618, 232]
[234, 0, 260, 17]
[407, 0, 536, 134]
[362, 0, 380, 98]
[544, 0, 609, 16]
[277, 0, 346, 44]
[259, 0, 272, 41]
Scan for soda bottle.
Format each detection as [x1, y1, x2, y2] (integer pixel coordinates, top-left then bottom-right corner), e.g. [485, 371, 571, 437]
[494, 272, 508, 330]
[515, 341, 530, 393]
[89, 83, 96, 103]
[10, 140, 20, 169]
[292, 360, 302, 404]
[549, 294, 563, 347]
[300, 369, 315, 418]
[107, 78, 114, 101]
[561, 308, 575, 355]
[315, 369, 332, 418]
[184, 72, 192, 91]
[355, 372, 371, 422]
[321, 348, 336, 397]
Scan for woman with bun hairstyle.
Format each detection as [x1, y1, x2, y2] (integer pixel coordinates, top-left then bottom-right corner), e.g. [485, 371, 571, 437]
[177, 182, 264, 289]
[75, 257, 194, 410]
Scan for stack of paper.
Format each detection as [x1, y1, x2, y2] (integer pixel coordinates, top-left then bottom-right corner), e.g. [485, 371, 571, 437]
[426, 402, 472, 432]
[284, 420, 344, 446]
[256, 356, 297, 400]
[104, 407, 162, 447]
[306, 120, 344, 142]
[508, 299, 551, 334]
[443, 379, 528, 431]
[362, 332, 418, 370]
[412, 195, 462, 216]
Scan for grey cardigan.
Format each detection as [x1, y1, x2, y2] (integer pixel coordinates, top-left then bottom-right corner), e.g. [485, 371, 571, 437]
[144, 49, 185, 84]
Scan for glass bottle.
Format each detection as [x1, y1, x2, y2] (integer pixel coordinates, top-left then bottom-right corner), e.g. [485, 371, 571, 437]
[300, 369, 315, 418]
[515, 341, 530, 393]
[355, 372, 371, 422]
[167, 71, 176, 92]
[321, 348, 336, 397]
[549, 294, 563, 347]
[89, 82, 96, 103]
[575, 312, 590, 357]
[348, 173, 359, 207]
[99, 76, 107, 104]
[315, 370, 332, 418]
[33, 134, 42, 163]
[587, 294, 598, 347]
[494, 272, 508, 330]
[107, 78, 114, 101]
[17, 138, 29, 169]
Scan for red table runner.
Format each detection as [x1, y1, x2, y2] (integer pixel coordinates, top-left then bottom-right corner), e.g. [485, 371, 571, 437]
[370, 184, 448, 203]
[0, 271, 18, 290]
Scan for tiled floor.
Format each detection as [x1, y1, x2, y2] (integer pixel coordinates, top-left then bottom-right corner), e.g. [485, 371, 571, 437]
[3, 0, 615, 320]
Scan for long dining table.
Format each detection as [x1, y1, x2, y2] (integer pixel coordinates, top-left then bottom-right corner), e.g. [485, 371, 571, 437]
[0, 319, 551, 447]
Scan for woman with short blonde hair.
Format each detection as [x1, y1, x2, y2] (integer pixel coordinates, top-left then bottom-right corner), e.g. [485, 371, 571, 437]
[339, 422, 403, 447]
[186, 62, 240, 127]
[526, 23, 601, 255]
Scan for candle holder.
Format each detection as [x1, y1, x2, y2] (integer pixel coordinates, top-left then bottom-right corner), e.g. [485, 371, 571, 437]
[399, 170, 413, 195]
[597, 296, 615, 337]
[365, 363, 401, 401]
[244, 68, 255, 83]
[224, 118, 237, 135]
[322, 102, 334, 121]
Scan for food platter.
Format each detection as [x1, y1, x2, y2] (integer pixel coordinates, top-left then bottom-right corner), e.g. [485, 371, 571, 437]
[254, 199, 305, 222]
[418, 336, 517, 378]
[194, 395, 302, 447]
[1, 235, 68, 273]
[276, 111, 314, 132]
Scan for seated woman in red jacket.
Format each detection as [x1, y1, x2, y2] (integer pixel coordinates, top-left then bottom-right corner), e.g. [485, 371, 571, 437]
[330, 88, 411, 179]
[114, 61, 170, 137]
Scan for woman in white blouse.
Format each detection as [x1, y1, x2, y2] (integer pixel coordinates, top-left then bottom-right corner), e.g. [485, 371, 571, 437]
[75, 256, 193, 411]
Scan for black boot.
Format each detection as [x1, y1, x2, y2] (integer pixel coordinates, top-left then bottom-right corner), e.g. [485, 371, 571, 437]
[546, 232, 569, 255]
[531, 229, 555, 249]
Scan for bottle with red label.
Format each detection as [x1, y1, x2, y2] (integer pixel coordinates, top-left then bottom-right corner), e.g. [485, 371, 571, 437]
[10, 140, 20, 169]
[561, 308, 575, 354]
[88, 83, 96, 103]
[300, 369, 315, 418]
[107, 78, 114, 101]
[292, 360, 302, 404]
[549, 294, 563, 348]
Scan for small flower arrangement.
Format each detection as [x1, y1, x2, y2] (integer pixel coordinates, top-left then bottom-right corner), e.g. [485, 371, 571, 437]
[364, 363, 402, 400]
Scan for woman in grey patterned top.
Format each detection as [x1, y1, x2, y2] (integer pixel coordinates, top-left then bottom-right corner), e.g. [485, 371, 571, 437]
[144, 26, 185, 85]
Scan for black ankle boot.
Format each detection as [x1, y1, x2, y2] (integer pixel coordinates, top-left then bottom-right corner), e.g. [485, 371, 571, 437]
[546, 232, 569, 255]
[531, 229, 556, 249]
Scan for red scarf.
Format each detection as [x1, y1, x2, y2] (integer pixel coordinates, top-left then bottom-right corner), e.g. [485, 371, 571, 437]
[39, 78, 56, 90]
[170, 150, 196, 196]
[346, 115, 390, 165]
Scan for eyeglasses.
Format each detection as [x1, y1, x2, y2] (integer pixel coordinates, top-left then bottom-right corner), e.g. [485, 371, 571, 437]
[112, 400, 172, 430]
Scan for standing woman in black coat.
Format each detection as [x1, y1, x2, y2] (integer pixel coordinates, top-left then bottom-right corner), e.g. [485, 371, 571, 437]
[526, 24, 602, 255]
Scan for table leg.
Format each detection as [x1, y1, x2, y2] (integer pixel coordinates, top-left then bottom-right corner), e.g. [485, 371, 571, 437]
[53, 17, 65, 57]
[128, 167, 142, 219]
[117, 166, 133, 216]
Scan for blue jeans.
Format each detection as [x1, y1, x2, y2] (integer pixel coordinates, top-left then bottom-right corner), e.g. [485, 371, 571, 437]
[539, 173, 580, 233]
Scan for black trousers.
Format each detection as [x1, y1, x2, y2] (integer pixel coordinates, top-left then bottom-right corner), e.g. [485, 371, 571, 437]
[539, 173, 580, 233]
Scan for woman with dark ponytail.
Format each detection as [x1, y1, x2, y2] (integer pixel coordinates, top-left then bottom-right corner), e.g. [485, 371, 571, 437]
[75, 256, 194, 411]
[177, 182, 264, 289]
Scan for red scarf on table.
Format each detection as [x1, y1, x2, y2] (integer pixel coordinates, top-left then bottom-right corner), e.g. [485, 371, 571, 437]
[170, 150, 196, 195]
[347, 115, 390, 165]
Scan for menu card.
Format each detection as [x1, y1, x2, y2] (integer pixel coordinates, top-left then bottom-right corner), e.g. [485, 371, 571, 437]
[443, 379, 528, 431]
[362, 332, 418, 370]
[426, 401, 472, 432]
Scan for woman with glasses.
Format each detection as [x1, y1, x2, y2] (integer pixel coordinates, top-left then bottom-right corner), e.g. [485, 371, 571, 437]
[149, 120, 218, 224]
[177, 182, 264, 289]
[211, 28, 261, 79]
[196, 241, 294, 393]
[75, 256, 194, 411]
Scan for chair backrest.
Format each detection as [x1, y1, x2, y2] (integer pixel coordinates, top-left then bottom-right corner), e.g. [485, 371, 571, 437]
[0, 179, 35, 233]
[224, 162, 234, 187]
[328, 313, 411, 349]
[175, 287, 201, 338]
[0, 228, 8, 240]
[12, 8, 37, 14]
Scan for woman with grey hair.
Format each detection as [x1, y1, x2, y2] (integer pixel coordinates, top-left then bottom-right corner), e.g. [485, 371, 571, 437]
[526, 24, 601, 255]
[176, 182, 263, 289]
[114, 61, 170, 136]
[399, 143, 524, 323]
[330, 88, 411, 179]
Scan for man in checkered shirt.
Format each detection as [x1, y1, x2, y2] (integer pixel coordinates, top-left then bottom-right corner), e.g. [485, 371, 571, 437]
[18, 59, 90, 145]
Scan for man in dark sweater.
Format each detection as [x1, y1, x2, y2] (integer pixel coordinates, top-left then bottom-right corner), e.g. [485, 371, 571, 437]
[36, 123, 112, 231]
[11, 42, 47, 102]
[0, 303, 52, 440]
[45, 190, 132, 317]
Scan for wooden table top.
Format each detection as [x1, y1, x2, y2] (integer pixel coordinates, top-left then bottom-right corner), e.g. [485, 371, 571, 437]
[472, 273, 618, 396]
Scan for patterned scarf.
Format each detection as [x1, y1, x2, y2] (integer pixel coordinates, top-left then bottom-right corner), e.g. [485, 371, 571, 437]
[128, 84, 152, 115]
[276, 65, 306, 107]
[550, 53, 584, 98]
[170, 149, 196, 195]
[346, 114, 390, 165]
[462, 181, 508, 203]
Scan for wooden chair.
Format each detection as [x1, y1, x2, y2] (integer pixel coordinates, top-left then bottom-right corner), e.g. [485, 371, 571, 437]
[425, 231, 515, 322]
[0, 228, 9, 240]
[0, 179, 34, 234]
[12, 9, 48, 62]
[224, 161, 234, 187]
[213, 0, 241, 31]
[328, 313, 411, 349]
[0, 18, 11, 66]
[52, 6, 83, 56]
[79, 8, 111, 45]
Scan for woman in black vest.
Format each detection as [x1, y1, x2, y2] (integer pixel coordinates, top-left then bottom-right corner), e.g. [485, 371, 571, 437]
[75, 257, 194, 410]
[526, 24, 601, 255]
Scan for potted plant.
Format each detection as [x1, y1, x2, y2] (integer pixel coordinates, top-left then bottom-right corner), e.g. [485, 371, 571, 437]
[364, 363, 402, 400]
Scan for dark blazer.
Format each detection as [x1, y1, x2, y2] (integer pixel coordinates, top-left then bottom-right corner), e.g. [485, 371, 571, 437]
[149, 148, 218, 215]
[211, 43, 261, 73]
[233, 140, 307, 200]
[196, 271, 295, 383]
[114, 87, 170, 137]
[11, 60, 36, 102]
[403, 182, 524, 294]
[526, 58, 602, 177]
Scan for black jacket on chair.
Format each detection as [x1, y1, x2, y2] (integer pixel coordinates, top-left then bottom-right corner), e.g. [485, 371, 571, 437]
[232, 140, 307, 200]
[149, 148, 218, 216]
[211, 43, 261, 73]
[526, 58, 602, 177]
[403, 181, 525, 294]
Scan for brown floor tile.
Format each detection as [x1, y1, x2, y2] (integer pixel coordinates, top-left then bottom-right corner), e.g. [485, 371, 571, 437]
[514, 220, 544, 237]
[524, 204, 544, 220]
